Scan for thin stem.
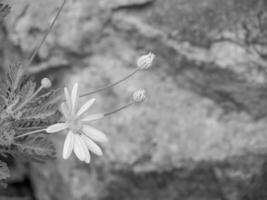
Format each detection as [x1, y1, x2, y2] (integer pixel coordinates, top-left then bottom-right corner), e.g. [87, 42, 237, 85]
[104, 102, 135, 117]
[16, 126, 49, 131]
[28, 0, 66, 65]
[15, 128, 47, 139]
[80, 68, 140, 98]
[14, 86, 44, 112]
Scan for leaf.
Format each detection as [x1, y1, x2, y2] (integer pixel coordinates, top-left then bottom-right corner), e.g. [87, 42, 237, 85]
[13, 119, 48, 130]
[0, 160, 10, 181]
[2, 63, 26, 113]
[22, 104, 58, 120]
[21, 89, 61, 120]
[15, 135, 56, 160]
[28, 89, 61, 108]
[0, 128, 14, 147]
[17, 79, 36, 106]
[0, 64, 60, 162]
[6, 63, 25, 93]
[1, 63, 60, 122]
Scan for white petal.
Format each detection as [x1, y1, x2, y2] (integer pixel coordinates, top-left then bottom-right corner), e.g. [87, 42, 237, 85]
[82, 125, 108, 143]
[60, 103, 69, 119]
[82, 134, 103, 156]
[81, 113, 104, 122]
[71, 83, 79, 112]
[64, 87, 72, 111]
[80, 137, 91, 163]
[74, 135, 85, 161]
[46, 123, 68, 133]
[84, 152, 91, 164]
[63, 132, 74, 159]
[77, 98, 96, 117]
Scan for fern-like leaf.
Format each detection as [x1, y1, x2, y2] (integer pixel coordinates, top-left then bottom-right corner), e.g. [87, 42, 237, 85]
[0, 63, 61, 173]
[14, 135, 56, 161]
[7, 63, 25, 93]
[17, 78, 36, 106]
[21, 89, 61, 120]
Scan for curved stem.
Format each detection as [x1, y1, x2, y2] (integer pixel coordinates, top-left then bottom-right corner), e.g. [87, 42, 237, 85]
[28, 0, 66, 65]
[15, 128, 47, 139]
[104, 102, 135, 117]
[13, 86, 44, 113]
[80, 68, 140, 98]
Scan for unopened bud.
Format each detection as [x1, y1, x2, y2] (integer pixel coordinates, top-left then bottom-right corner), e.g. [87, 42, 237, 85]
[133, 89, 146, 103]
[41, 78, 52, 88]
[137, 52, 155, 70]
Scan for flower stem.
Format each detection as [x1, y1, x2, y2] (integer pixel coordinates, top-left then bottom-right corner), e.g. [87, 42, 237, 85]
[14, 85, 44, 112]
[28, 0, 66, 65]
[15, 129, 47, 139]
[104, 102, 135, 117]
[80, 68, 140, 98]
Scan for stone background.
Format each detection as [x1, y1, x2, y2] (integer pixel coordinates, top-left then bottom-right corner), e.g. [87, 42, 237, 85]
[2, 0, 267, 199]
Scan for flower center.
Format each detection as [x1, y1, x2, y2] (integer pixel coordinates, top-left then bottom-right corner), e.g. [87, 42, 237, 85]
[68, 119, 82, 134]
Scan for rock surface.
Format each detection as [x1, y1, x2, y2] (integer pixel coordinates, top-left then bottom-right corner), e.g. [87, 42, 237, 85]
[2, 0, 267, 199]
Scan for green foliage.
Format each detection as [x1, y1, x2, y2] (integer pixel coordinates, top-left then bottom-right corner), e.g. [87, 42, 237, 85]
[0, 63, 61, 184]
[14, 135, 56, 161]
[0, 2, 62, 184]
[0, 0, 64, 189]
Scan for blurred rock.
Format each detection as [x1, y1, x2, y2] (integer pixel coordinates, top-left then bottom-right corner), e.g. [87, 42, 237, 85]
[2, 0, 267, 200]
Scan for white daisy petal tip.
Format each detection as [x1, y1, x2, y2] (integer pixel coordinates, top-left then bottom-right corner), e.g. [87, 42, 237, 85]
[74, 144, 84, 161]
[84, 155, 91, 164]
[63, 155, 70, 160]
[82, 125, 108, 143]
[87, 98, 96, 106]
[77, 98, 96, 117]
[64, 87, 72, 109]
[73, 135, 88, 162]
[62, 132, 74, 159]
[71, 83, 79, 106]
[81, 135, 104, 156]
[73, 82, 79, 88]
[101, 135, 109, 143]
[60, 102, 69, 118]
[79, 136, 91, 163]
[46, 123, 68, 133]
[64, 87, 69, 95]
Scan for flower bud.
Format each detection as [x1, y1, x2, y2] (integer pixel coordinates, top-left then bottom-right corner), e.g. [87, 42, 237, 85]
[133, 89, 146, 103]
[41, 78, 52, 88]
[137, 52, 155, 70]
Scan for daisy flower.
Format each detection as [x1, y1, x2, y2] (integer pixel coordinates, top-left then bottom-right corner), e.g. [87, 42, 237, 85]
[15, 53, 154, 164]
[46, 83, 108, 163]
[11, 0, 153, 166]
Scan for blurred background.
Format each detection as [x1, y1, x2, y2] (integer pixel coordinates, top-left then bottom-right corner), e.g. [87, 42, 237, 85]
[1, 0, 267, 199]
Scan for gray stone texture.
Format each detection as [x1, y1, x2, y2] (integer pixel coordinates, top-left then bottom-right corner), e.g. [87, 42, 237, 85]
[2, 0, 267, 199]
